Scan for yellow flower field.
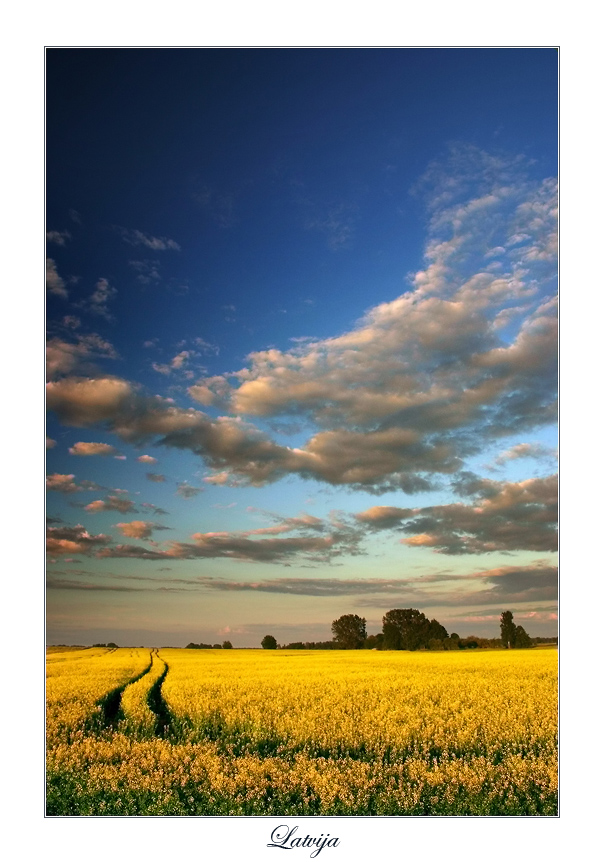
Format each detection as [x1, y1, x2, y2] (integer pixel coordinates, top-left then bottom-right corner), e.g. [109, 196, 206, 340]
[46, 646, 557, 816]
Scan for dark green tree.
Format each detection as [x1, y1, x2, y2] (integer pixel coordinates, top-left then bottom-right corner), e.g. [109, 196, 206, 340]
[222, 640, 233, 649]
[500, 611, 517, 649]
[331, 614, 367, 649]
[364, 633, 384, 650]
[382, 608, 431, 650]
[261, 634, 278, 649]
[514, 625, 533, 649]
[427, 618, 449, 643]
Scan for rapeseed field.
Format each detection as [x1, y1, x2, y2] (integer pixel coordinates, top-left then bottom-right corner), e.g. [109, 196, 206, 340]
[46, 647, 557, 816]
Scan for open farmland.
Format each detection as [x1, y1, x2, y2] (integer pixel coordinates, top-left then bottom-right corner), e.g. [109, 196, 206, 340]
[46, 647, 558, 816]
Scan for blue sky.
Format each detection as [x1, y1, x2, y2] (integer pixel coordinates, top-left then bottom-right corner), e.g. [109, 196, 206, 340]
[46, 48, 557, 646]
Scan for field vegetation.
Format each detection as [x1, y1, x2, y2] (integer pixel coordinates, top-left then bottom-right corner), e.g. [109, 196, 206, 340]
[46, 646, 557, 816]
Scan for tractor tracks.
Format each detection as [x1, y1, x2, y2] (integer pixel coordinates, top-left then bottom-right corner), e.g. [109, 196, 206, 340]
[96, 649, 173, 738]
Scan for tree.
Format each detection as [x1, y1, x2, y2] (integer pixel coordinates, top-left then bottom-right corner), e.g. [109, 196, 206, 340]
[222, 640, 233, 649]
[500, 611, 517, 649]
[365, 633, 384, 650]
[382, 608, 431, 650]
[514, 625, 533, 649]
[331, 614, 367, 649]
[427, 618, 449, 643]
[261, 635, 278, 649]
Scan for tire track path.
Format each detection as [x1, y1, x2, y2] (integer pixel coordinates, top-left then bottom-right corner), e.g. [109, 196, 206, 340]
[96, 650, 153, 729]
[146, 652, 172, 738]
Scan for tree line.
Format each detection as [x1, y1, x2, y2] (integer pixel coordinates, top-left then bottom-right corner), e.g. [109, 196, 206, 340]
[260, 608, 551, 651]
[186, 640, 233, 649]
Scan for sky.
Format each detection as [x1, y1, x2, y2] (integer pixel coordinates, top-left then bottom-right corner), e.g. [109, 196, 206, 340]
[45, 48, 558, 647]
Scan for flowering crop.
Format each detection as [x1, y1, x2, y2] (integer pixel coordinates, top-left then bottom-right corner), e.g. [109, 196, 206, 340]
[46, 647, 557, 816]
[120, 651, 167, 737]
[46, 647, 151, 746]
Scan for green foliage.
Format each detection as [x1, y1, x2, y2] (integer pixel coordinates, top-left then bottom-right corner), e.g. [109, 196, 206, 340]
[515, 625, 533, 649]
[364, 633, 384, 650]
[261, 635, 278, 650]
[500, 611, 518, 649]
[222, 640, 233, 649]
[382, 608, 439, 651]
[331, 614, 367, 649]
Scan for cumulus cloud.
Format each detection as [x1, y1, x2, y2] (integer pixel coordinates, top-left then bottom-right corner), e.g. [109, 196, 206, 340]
[137, 455, 157, 463]
[46, 377, 133, 424]
[46, 230, 71, 245]
[46, 258, 68, 298]
[47, 148, 556, 493]
[46, 473, 100, 493]
[46, 334, 119, 381]
[116, 520, 156, 539]
[46, 437, 57, 449]
[46, 524, 110, 556]
[356, 473, 557, 554]
[84, 495, 137, 514]
[68, 441, 118, 456]
[146, 473, 166, 482]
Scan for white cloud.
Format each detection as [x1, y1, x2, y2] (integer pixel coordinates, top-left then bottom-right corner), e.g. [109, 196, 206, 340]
[46, 230, 71, 246]
[120, 228, 180, 251]
[46, 258, 68, 298]
[68, 441, 118, 456]
[46, 335, 119, 380]
[47, 149, 556, 493]
[87, 278, 117, 320]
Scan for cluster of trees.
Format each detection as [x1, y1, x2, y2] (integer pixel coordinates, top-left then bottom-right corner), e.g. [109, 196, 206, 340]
[328, 610, 452, 651]
[182, 610, 545, 653]
[186, 640, 233, 649]
[93, 642, 118, 648]
[313, 608, 538, 651]
[500, 611, 535, 649]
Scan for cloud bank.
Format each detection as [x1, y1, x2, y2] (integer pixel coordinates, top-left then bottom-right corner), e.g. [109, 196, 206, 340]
[47, 148, 556, 495]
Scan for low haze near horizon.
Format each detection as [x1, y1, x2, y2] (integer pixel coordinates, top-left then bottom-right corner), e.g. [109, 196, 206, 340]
[45, 48, 557, 647]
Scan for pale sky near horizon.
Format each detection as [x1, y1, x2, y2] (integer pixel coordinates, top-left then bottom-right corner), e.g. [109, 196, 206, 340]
[45, 48, 557, 647]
